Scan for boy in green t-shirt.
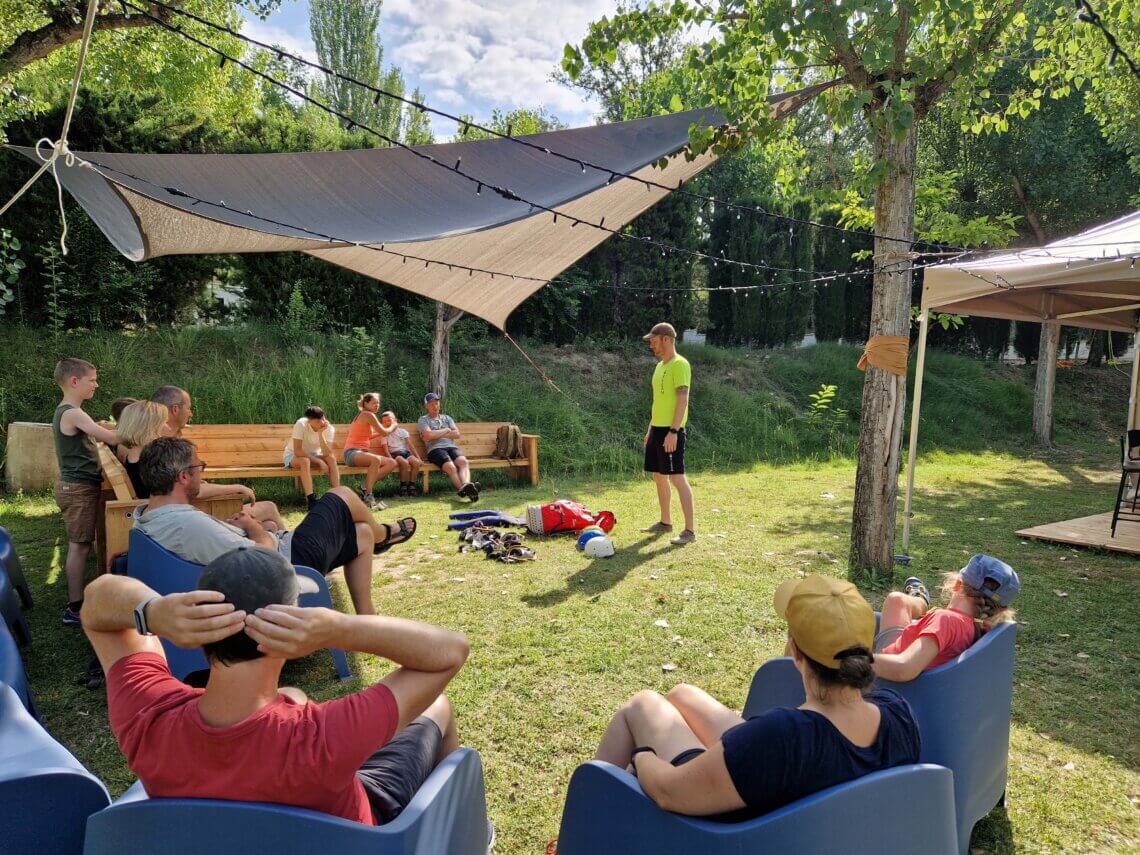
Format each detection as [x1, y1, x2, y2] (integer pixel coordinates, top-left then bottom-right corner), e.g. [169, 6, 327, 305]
[639, 323, 696, 545]
[52, 358, 118, 625]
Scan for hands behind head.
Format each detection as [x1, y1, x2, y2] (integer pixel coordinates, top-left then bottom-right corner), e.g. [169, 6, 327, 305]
[149, 595, 342, 661]
[148, 590, 247, 649]
[243, 605, 340, 659]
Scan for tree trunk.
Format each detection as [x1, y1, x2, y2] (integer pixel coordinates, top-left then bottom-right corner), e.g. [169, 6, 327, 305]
[849, 122, 918, 581]
[1033, 323, 1060, 445]
[429, 302, 464, 398]
[1087, 330, 1106, 367]
[1009, 174, 1047, 244]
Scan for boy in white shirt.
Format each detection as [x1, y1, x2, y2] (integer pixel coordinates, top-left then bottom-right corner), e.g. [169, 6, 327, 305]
[284, 406, 340, 509]
[381, 411, 423, 497]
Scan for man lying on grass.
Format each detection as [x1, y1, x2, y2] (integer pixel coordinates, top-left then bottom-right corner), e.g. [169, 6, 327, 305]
[81, 548, 469, 827]
[132, 437, 416, 616]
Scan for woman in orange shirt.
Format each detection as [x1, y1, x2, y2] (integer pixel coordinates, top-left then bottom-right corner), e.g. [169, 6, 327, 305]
[343, 392, 397, 509]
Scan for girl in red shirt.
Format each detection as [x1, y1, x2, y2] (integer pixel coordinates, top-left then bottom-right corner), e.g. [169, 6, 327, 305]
[872, 554, 1019, 682]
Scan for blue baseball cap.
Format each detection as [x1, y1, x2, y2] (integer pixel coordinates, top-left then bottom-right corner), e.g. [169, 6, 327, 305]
[424, 392, 441, 403]
[960, 554, 1020, 606]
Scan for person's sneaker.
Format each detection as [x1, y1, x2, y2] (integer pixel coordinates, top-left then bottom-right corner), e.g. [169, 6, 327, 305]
[459, 482, 478, 501]
[62, 605, 82, 626]
[486, 819, 496, 854]
[398, 484, 409, 497]
[358, 488, 379, 509]
[669, 529, 696, 546]
[903, 576, 930, 606]
[640, 522, 673, 534]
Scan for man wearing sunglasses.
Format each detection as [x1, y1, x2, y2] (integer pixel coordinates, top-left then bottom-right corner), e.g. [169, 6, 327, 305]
[131, 438, 414, 616]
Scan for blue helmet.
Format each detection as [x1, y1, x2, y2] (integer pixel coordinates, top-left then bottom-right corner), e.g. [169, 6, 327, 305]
[577, 530, 606, 551]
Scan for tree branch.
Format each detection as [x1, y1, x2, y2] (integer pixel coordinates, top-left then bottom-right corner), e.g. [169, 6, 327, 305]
[818, 0, 878, 93]
[0, 4, 174, 80]
[913, 0, 1027, 117]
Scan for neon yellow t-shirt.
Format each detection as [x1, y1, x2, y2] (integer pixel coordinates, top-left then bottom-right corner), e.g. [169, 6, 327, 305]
[651, 354, 691, 427]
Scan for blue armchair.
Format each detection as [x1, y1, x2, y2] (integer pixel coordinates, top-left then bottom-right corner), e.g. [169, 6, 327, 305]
[85, 748, 491, 855]
[557, 760, 957, 854]
[0, 684, 110, 854]
[742, 621, 1017, 855]
[0, 562, 30, 646]
[127, 528, 351, 681]
[0, 525, 32, 609]
[0, 620, 36, 717]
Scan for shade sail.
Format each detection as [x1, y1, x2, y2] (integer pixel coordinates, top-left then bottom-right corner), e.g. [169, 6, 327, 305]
[7, 83, 834, 329]
[921, 210, 1140, 333]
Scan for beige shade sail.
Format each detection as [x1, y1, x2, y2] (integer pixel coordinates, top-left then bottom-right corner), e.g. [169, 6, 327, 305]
[921, 210, 1140, 333]
[8, 82, 836, 329]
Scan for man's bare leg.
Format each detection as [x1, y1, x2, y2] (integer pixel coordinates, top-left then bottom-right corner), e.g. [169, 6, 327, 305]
[324, 456, 341, 489]
[326, 486, 386, 541]
[670, 473, 695, 533]
[421, 694, 460, 758]
[342, 522, 377, 615]
[652, 473, 673, 527]
[65, 541, 92, 602]
[441, 460, 464, 491]
[455, 456, 472, 485]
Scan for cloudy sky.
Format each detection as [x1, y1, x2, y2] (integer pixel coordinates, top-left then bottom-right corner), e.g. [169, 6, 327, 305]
[242, 0, 618, 140]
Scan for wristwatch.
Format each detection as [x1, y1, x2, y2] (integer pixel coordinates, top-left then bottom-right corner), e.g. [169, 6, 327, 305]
[133, 597, 159, 636]
[667, 428, 679, 434]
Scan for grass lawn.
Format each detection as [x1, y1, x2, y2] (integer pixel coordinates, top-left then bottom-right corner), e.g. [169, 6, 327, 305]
[2, 452, 1138, 853]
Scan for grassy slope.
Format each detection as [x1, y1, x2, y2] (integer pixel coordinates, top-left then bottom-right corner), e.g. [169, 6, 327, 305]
[2, 326, 1137, 853]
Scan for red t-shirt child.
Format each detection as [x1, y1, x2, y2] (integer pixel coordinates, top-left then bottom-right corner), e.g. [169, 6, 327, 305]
[107, 652, 398, 824]
[881, 607, 977, 670]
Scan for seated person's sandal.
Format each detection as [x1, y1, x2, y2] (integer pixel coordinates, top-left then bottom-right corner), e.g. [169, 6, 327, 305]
[374, 518, 417, 554]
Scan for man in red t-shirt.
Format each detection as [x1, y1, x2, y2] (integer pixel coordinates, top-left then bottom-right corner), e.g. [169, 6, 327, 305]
[82, 546, 469, 825]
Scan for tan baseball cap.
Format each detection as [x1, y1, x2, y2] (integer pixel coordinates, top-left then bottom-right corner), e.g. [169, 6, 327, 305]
[773, 575, 875, 668]
[642, 322, 677, 340]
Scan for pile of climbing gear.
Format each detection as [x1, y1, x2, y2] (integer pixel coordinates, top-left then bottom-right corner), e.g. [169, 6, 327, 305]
[458, 525, 535, 563]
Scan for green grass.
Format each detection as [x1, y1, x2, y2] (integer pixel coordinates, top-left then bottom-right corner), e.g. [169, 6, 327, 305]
[3, 451, 1137, 853]
[2, 323, 1133, 479]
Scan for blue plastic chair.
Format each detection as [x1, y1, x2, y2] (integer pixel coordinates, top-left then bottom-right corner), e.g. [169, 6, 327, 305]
[85, 748, 491, 855]
[742, 622, 1017, 855]
[127, 528, 351, 681]
[557, 761, 957, 854]
[0, 562, 30, 646]
[0, 621, 36, 718]
[0, 684, 111, 854]
[0, 525, 33, 609]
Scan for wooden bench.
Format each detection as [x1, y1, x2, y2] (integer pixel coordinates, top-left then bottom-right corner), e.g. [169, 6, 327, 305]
[95, 443, 245, 568]
[181, 422, 539, 494]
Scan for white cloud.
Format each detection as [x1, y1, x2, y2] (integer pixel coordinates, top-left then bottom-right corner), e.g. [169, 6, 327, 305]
[245, 0, 624, 142]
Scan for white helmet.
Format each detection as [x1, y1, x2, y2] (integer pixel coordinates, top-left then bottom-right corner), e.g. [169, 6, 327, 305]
[584, 536, 615, 558]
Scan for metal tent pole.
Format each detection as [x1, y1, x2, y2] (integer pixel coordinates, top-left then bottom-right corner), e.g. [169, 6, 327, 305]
[1129, 328, 1140, 431]
[902, 309, 931, 555]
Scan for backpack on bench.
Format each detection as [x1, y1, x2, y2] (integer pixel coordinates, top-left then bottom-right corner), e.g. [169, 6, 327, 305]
[493, 424, 523, 459]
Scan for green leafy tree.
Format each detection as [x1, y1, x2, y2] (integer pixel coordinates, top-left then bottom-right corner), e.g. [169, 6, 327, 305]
[566, 0, 1063, 575]
[309, 0, 405, 140]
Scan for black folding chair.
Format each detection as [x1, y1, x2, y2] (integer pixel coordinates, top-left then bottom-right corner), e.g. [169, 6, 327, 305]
[1110, 429, 1140, 537]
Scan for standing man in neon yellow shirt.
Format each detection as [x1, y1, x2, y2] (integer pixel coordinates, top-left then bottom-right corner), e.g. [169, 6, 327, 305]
[640, 323, 696, 545]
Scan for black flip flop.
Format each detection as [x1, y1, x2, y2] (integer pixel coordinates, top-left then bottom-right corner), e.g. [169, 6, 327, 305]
[374, 517, 417, 554]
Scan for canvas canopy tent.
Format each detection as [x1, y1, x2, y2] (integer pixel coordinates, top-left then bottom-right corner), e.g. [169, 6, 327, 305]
[902, 210, 1140, 551]
[7, 84, 832, 330]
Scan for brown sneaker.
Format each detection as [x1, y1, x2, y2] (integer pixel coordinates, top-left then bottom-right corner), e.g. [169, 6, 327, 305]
[670, 529, 696, 545]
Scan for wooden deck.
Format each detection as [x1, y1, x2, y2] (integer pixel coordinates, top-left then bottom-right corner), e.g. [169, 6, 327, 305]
[1016, 512, 1140, 557]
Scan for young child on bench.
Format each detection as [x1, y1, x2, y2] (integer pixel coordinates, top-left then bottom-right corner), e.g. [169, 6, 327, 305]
[381, 411, 422, 497]
[872, 554, 1019, 682]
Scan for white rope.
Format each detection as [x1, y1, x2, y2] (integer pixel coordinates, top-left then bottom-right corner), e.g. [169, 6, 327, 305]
[0, 0, 100, 254]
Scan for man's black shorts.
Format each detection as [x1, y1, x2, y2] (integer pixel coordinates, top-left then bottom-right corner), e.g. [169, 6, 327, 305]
[289, 492, 358, 575]
[357, 716, 443, 824]
[644, 426, 686, 475]
[426, 446, 463, 468]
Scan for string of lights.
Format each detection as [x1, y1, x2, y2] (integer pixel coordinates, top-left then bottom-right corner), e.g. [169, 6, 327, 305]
[121, 0, 1138, 263]
[76, 151, 970, 295]
[120, 0, 974, 254]
[118, 0, 855, 280]
[1076, 0, 1140, 80]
